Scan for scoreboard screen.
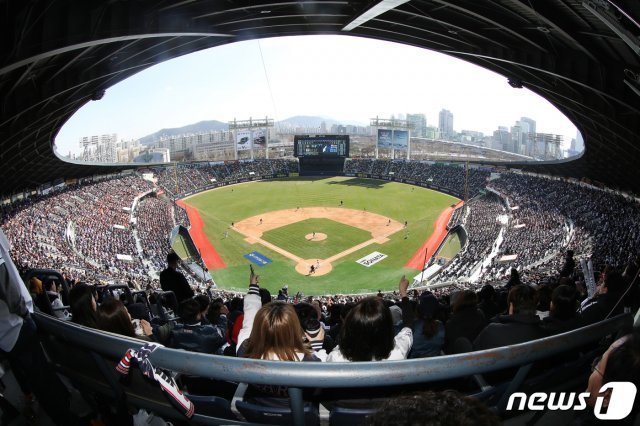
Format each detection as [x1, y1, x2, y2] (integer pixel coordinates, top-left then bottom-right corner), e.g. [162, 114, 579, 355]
[294, 135, 349, 158]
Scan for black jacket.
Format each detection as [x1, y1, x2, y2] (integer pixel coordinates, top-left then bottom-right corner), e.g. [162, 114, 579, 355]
[159, 267, 194, 304]
[473, 312, 546, 351]
[444, 306, 487, 354]
[578, 292, 623, 325]
[540, 315, 583, 335]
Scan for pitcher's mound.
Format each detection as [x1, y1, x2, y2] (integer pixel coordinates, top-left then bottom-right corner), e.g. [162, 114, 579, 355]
[305, 233, 327, 241]
[295, 259, 333, 276]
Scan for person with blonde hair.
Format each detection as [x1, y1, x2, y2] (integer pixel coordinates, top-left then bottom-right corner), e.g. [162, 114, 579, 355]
[237, 269, 324, 361]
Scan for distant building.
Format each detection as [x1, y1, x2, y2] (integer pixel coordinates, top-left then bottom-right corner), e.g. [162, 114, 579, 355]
[492, 126, 511, 151]
[568, 130, 584, 157]
[156, 130, 233, 159]
[438, 109, 454, 140]
[507, 117, 537, 155]
[133, 148, 170, 163]
[406, 113, 427, 138]
[460, 130, 484, 145]
[79, 134, 117, 162]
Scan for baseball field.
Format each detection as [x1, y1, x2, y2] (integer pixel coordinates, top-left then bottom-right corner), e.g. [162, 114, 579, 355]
[177, 177, 459, 295]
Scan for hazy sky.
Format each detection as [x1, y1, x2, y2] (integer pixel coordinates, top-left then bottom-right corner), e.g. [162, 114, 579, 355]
[55, 35, 578, 155]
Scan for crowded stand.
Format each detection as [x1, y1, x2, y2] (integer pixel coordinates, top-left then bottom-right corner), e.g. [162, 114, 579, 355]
[154, 159, 299, 198]
[345, 158, 491, 197]
[3, 158, 640, 425]
[1, 176, 154, 284]
[172, 204, 190, 228]
[436, 194, 505, 283]
[136, 195, 175, 273]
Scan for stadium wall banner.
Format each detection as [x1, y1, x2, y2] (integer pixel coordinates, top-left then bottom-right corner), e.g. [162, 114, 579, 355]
[236, 130, 252, 151]
[393, 130, 409, 150]
[253, 129, 266, 147]
[377, 129, 393, 149]
[243, 251, 272, 267]
[289, 172, 299, 177]
[356, 251, 388, 267]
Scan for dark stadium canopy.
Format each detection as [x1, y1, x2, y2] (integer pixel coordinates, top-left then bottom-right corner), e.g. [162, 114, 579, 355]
[1, 0, 639, 195]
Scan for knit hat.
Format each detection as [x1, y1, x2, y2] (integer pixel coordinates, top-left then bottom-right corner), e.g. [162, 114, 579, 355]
[304, 321, 322, 339]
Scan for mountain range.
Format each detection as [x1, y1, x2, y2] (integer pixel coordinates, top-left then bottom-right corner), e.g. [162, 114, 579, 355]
[138, 115, 368, 145]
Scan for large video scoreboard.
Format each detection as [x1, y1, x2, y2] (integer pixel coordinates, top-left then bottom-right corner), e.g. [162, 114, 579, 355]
[293, 135, 349, 158]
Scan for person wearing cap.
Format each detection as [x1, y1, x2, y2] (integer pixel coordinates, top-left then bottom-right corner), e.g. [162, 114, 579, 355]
[409, 292, 445, 358]
[160, 252, 194, 304]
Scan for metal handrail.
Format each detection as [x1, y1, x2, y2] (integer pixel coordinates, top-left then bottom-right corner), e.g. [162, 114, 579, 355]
[34, 311, 631, 388]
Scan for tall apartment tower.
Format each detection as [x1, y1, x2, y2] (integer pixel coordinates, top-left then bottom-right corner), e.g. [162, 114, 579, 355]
[438, 109, 454, 140]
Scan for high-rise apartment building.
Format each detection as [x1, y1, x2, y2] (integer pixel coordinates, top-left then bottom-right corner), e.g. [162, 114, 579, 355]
[438, 109, 454, 140]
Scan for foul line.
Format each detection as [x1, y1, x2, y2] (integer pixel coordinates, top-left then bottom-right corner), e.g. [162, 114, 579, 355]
[405, 201, 464, 269]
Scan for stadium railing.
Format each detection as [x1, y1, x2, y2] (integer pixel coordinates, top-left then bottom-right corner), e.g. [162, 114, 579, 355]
[33, 311, 632, 425]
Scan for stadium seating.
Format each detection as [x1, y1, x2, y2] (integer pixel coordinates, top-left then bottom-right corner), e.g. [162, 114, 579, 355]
[33, 310, 632, 425]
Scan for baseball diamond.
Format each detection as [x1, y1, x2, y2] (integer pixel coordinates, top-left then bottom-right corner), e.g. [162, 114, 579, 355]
[177, 177, 458, 295]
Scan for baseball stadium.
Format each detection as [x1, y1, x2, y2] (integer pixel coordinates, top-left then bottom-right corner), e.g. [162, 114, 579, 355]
[1, 2, 640, 426]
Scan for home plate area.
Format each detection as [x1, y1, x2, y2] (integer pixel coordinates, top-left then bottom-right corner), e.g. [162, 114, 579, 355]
[234, 207, 402, 276]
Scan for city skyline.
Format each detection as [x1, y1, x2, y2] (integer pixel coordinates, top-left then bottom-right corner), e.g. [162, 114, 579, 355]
[55, 35, 578, 155]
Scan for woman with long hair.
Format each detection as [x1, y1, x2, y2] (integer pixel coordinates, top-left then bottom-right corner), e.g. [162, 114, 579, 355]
[68, 282, 98, 328]
[97, 298, 152, 340]
[237, 270, 322, 361]
[409, 292, 445, 358]
[327, 276, 414, 362]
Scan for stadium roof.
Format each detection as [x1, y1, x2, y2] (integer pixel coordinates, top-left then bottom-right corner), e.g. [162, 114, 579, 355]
[1, 1, 639, 195]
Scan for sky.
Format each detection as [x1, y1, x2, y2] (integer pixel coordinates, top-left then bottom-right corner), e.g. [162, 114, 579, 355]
[55, 35, 578, 155]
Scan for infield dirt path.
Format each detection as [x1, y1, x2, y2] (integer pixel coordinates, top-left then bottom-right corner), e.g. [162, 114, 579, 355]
[234, 207, 403, 276]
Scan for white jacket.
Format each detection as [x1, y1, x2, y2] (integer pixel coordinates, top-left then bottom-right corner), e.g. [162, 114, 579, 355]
[236, 284, 327, 361]
[326, 327, 413, 362]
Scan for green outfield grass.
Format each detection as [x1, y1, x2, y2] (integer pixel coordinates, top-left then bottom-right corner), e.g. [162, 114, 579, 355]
[261, 218, 371, 260]
[171, 233, 192, 260]
[438, 232, 462, 259]
[181, 177, 458, 295]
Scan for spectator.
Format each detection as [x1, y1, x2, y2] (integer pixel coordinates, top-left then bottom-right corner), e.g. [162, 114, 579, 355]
[327, 276, 414, 362]
[477, 285, 500, 320]
[97, 298, 152, 340]
[69, 282, 98, 328]
[45, 280, 68, 319]
[474, 285, 545, 350]
[160, 252, 194, 304]
[295, 302, 335, 353]
[579, 270, 625, 325]
[237, 270, 322, 361]
[542, 285, 581, 334]
[169, 298, 227, 354]
[409, 293, 445, 358]
[560, 250, 576, 277]
[444, 290, 487, 354]
[29, 277, 52, 316]
[207, 300, 229, 327]
[505, 268, 522, 289]
[575, 333, 640, 425]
